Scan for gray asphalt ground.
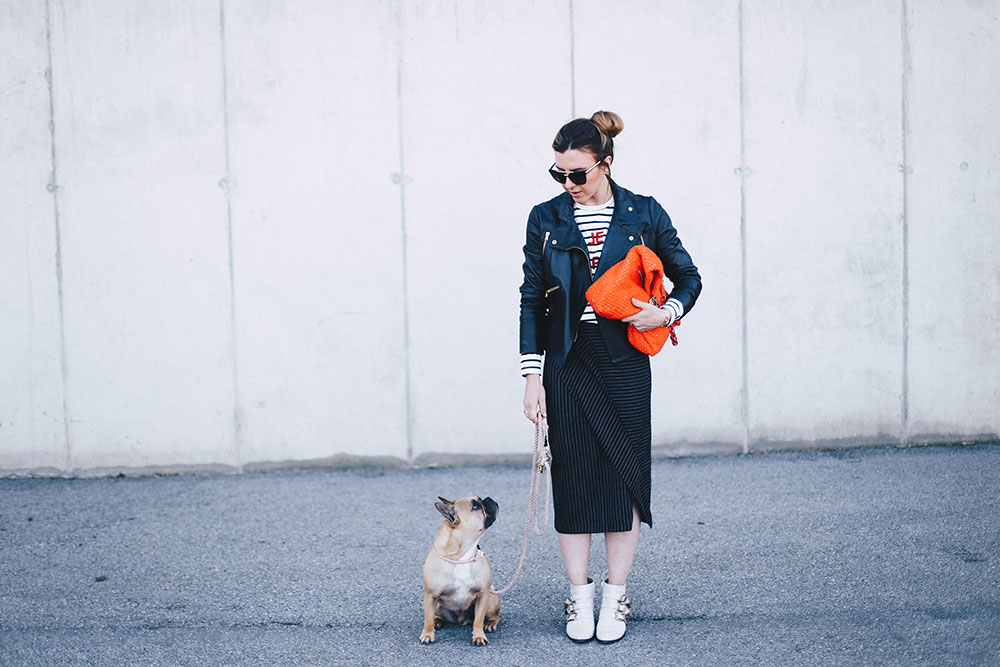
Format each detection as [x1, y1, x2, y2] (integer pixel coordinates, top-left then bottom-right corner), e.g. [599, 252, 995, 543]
[1, 442, 998, 666]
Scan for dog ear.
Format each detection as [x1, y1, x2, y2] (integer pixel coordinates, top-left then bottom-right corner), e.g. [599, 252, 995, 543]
[435, 497, 459, 525]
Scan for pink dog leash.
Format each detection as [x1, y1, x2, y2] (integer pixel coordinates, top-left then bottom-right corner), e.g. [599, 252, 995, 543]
[491, 414, 552, 595]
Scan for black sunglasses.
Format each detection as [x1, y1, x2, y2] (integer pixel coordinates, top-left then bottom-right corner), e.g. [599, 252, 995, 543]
[548, 159, 605, 185]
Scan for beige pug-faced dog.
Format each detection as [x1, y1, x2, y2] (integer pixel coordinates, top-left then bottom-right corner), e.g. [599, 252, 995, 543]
[420, 496, 500, 645]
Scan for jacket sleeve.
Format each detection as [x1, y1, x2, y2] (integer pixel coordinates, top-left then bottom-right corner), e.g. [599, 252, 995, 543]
[519, 205, 547, 356]
[649, 198, 702, 316]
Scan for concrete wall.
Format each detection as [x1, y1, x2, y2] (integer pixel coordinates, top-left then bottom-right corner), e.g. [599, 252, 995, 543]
[2, 0, 997, 476]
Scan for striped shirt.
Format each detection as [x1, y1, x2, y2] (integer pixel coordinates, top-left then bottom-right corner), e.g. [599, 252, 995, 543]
[575, 197, 615, 323]
[519, 196, 684, 376]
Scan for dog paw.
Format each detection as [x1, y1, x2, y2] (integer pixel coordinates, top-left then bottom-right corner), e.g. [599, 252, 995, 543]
[485, 619, 499, 632]
[472, 633, 489, 646]
[419, 631, 435, 644]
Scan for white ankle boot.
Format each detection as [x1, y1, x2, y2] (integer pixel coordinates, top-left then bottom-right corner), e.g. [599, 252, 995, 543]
[564, 579, 595, 642]
[596, 580, 632, 643]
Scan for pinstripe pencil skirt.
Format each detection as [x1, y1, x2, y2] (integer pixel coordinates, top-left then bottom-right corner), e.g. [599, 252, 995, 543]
[543, 322, 653, 534]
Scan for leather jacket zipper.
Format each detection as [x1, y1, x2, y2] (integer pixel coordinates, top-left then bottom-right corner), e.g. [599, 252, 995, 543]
[568, 246, 593, 342]
[541, 228, 592, 343]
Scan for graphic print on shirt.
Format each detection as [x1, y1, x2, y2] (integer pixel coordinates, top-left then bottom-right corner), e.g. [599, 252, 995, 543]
[587, 230, 606, 271]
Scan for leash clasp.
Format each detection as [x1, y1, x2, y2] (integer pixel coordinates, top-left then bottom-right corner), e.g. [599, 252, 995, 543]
[538, 446, 551, 473]
[535, 415, 551, 473]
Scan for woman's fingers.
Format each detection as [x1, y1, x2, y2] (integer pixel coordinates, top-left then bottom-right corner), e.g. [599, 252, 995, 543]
[523, 396, 539, 422]
[523, 383, 547, 422]
[624, 297, 668, 331]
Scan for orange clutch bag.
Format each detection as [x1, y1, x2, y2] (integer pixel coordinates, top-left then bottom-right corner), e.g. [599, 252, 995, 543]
[585, 245, 679, 356]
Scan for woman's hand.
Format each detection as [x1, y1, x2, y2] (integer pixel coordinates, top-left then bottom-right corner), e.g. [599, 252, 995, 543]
[622, 297, 673, 332]
[522, 374, 547, 423]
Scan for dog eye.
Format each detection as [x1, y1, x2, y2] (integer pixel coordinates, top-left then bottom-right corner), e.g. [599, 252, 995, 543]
[471, 500, 481, 511]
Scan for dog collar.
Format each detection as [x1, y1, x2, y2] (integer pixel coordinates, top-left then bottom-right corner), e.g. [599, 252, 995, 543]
[436, 544, 482, 565]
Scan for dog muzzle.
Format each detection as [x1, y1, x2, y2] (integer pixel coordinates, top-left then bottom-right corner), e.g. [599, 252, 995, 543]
[482, 496, 498, 529]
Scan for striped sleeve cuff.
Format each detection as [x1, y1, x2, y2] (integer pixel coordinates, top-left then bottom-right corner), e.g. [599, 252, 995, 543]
[660, 298, 684, 326]
[520, 353, 543, 377]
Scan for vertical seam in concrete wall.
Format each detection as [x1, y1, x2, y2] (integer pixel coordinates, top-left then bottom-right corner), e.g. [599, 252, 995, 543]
[900, 0, 911, 445]
[396, 0, 415, 461]
[218, 0, 244, 471]
[569, 0, 576, 116]
[738, 0, 750, 454]
[44, 0, 72, 471]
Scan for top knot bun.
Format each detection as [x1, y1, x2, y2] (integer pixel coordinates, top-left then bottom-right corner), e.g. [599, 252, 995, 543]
[552, 111, 623, 160]
[590, 110, 624, 139]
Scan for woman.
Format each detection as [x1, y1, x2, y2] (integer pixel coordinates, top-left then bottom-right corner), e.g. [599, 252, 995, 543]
[519, 111, 701, 643]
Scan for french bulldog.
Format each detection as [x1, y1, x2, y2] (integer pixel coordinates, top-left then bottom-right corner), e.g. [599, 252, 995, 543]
[420, 496, 500, 645]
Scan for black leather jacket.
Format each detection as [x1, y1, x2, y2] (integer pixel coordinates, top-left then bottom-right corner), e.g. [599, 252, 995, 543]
[519, 180, 702, 366]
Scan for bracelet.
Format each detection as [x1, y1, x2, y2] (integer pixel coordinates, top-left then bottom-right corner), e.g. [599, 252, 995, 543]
[660, 308, 672, 328]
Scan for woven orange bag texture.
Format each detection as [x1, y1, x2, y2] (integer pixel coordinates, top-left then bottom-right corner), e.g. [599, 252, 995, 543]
[585, 245, 679, 356]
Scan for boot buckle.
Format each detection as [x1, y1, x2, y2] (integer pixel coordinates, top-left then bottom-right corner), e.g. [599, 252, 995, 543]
[615, 595, 632, 622]
[564, 596, 578, 621]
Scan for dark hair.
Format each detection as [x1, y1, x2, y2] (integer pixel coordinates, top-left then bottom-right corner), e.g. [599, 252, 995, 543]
[551, 110, 624, 160]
